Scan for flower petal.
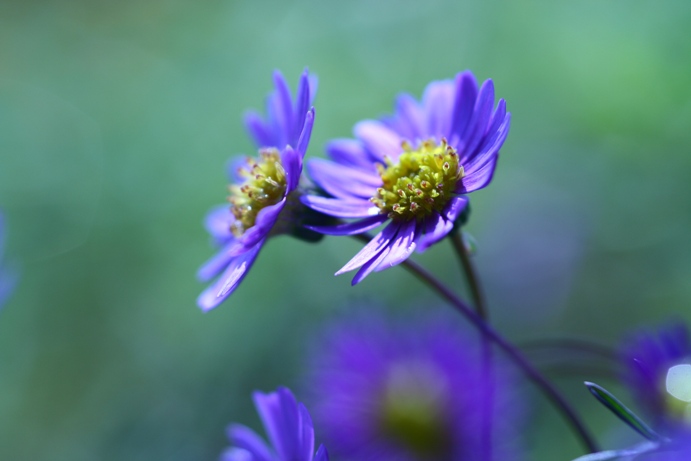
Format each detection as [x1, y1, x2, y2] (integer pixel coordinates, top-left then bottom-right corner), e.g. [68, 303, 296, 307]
[443, 196, 469, 222]
[301, 195, 379, 219]
[293, 70, 312, 145]
[415, 212, 453, 252]
[307, 215, 387, 236]
[374, 218, 417, 272]
[460, 79, 495, 160]
[386, 93, 424, 141]
[220, 447, 254, 461]
[336, 221, 399, 275]
[227, 425, 274, 461]
[353, 120, 402, 161]
[307, 159, 380, 200]
[196, 241, 263, 312]
[273, 70, 295, 147]
[254, 387, 301, 461]
[325, 139, 375, 170]
[422, 79, 456, 139]
[314, 445, 329, 461]
[295, 107, 315, 158]
[204, 205, 235, 244]
[298, 403, 315, 461]
[197, 239, 246, 282]
[281, 145, 302, 193]
[457, 153, 498, 193]
[351, 244, 391, 285]
[239, 198, 286, 250]
[244, 111, 274, 149]
[450, 71, 479, 143]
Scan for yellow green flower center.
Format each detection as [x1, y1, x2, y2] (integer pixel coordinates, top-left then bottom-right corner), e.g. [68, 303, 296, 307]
[664, 363, 691, 425]
[229, 148, 287, 237]
[371, 138, 464, 221]
[379, 361, 451, 457]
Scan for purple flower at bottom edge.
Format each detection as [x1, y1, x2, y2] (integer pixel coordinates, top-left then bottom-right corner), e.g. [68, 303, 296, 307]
[0, 212, 17, 309]
[302, 70, 510, 284]
[221, 387, 329, 461]
[197, 70, 316, 311]
[620, 322, 691, 435]
[306, 309, 524, 461]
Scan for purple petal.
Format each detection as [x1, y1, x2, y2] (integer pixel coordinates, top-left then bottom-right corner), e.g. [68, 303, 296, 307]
[220, 448, 253, 461]
[325, 138, 376, 170]
[353, 120, 402, 161]
[314, 445, 329, 461]
[422, 80, 456, 139]
[227, 425, 273, 461]
[254, 387, 301, 461]
[273, 70, 295, 147]
[227, 156, 252, 184]
[197, 239, 247, 282]
[463, 100, 509, 168]
[351, 244, 391, 285]
[301, 195, 379, 219]
[244, 111, 274, 149]
[298, 403, 315, 461]
[460, 79, 495, 159]
[307, 159, 379, 200]
[307, 215, 387, 236]
[281, 145, 302, 193]
[457, 153, 498, 193]
[293, 70, 312, 145]
[196, 241, 263, 311]
[450, 71, 479, 143]
[239, 198, 286, 249]
[415, 213, 453, 252]
[204, 205, 234, 243]
[443, 196, 469, 222]
[387, 93, 424, 141]
[295, 108, 315, 158]
[373, 218, 417, 272]
[336, 221, 399, 275]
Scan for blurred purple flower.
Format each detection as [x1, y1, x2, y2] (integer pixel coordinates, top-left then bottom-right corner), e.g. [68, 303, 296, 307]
[221, 387, 329, 461]
[620, 322, 691, 435]
[302, 71, 510, 284]
[0, 212, 17, 309]
[197, 70, 316, 311]
[307, 309, 523, 461]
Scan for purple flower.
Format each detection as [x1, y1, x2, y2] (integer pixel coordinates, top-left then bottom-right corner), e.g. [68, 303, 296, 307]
[620, 322, 691, 435]
[0, 212, 16, 309]
[302, 71, 510, 284]
[197, 70, 316, 311]
[306, 309, 523, 461]
[221, 387, 329, 461]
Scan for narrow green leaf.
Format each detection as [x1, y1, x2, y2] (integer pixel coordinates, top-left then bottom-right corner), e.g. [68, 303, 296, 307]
[584, 381, 661, 441]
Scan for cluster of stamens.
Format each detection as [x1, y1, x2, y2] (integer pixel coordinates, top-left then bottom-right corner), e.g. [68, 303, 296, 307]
[371, 138, 464, 221]
[229, 148, 287, 237]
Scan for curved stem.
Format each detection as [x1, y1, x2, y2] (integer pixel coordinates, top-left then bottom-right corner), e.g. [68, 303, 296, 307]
[400, 257, 598, 453]
[348, 234, 598, 452]
[450, 229, 488, 319]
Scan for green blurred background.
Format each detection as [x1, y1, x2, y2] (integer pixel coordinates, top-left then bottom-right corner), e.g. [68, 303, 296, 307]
[1, 1, 690, 459]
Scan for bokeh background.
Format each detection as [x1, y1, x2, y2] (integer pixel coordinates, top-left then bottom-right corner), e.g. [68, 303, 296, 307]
[1, 1, 690, 460]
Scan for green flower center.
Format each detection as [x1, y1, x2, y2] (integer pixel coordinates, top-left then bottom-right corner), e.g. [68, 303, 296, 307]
[229, 148, 287, 237]
[378, 362, 451, 457]
[371, 138, 464, 221]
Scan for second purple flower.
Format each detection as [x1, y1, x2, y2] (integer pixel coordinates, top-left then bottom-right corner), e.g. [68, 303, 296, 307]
[303, 71, 510, 284]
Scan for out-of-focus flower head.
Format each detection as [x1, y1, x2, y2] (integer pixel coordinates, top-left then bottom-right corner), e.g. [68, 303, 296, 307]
[620, 322, 691, 436]
[0, 212, 17, 309]
[221, 387, 329, 461]
[307, 308, 523, 461]
[197, 70, 319, 311]
[302, 71, 510, 284]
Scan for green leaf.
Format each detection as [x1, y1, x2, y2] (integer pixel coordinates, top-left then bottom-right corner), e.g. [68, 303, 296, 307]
[584, 382, 661, 441]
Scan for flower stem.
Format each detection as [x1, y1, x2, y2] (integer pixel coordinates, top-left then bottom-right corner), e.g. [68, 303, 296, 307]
[450, 228, 487, 319]
[348, 234, 598, 452]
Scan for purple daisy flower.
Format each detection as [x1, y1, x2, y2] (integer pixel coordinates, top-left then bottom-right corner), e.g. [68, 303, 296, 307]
[302, 71, 510, 284]
[306, 309, 523, 461]
[620, 322, 691, 435]
[221, 387, 329, 461]
[197, 70, 316, 311]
